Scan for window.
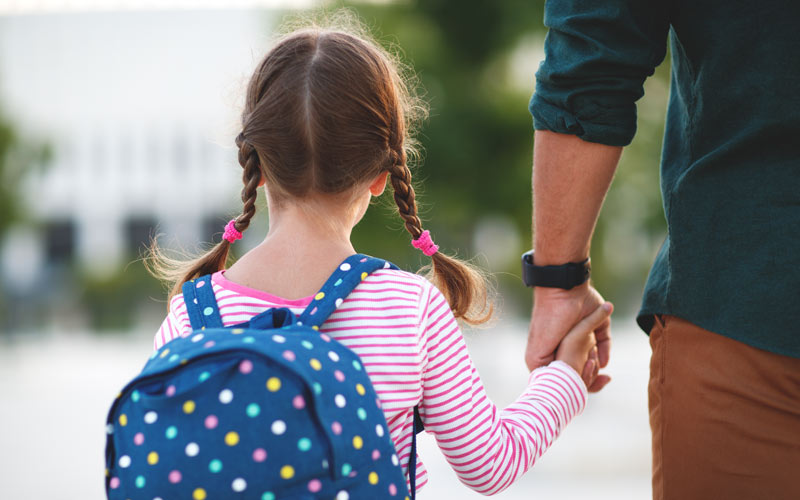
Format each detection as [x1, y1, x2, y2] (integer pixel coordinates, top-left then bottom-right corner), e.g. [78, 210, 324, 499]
[125, 217, 158, 256]
[44, 219, 76, 264]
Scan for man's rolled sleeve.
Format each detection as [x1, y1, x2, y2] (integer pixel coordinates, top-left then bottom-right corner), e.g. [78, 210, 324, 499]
[530, 0, 669, 147]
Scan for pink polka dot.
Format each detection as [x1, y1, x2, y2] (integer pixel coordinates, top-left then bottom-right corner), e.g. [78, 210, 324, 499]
[133, 432, 144, 446]
[389, 483, 397, 496]
[334, 370, 345, 382]
[282, 350, 296, 361]
[165, 385, 176, 397]
[253, 448, 267, 462]
[308, 479, 322, 493]
[109, 477, 120, 489]
[196, 281, 205, 288]
[204, 340, 215, 349]
[204, 415, 218, 429]
[292, 395, 306, 409]
[331, 421, 342, 435]
[372, 449, 381, 460]
[239, 359, 253, 374]
[168, 470, 182, 484]
[320, 334, 331, 342]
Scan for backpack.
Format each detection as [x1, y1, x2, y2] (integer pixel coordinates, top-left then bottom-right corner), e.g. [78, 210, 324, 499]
[105, 254, 421, 500]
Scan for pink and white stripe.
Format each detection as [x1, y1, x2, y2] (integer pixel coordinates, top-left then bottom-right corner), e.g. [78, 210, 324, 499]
[155, 268, 588, 495]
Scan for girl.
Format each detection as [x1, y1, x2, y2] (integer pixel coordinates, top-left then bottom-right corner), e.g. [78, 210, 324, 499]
[151, 20, 610, 496]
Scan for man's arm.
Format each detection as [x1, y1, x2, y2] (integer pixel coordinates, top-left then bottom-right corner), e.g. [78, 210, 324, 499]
[525, 131, 621, 392]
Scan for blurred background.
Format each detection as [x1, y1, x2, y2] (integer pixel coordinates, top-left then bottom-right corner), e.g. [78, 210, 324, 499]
[0, 0, 668, 498]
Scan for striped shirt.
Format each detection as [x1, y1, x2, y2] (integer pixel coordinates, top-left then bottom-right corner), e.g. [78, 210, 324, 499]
[155, 268, 588, 495]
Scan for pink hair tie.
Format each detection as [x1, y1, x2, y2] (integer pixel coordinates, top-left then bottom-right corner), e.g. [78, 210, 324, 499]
[223, 219, 243, 243]
[412, 230, 439, 257]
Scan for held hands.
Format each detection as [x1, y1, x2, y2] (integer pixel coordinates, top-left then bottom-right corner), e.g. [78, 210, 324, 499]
[554, 301, 613, 389]
[526, 283, 613, 391]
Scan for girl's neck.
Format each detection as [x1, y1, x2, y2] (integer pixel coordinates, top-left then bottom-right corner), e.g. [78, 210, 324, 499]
[223, 196, 364, 300]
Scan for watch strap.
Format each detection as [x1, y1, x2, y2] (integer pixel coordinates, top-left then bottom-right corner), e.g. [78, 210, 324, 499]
[522, 251, 590, 289]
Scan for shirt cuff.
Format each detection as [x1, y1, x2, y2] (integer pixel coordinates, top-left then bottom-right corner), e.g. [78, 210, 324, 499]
[529, 360, 589, 422]
[530, 92, 637, 147]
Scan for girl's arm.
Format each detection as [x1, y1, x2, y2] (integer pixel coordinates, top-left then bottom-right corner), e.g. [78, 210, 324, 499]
[419, 283, 594, 495]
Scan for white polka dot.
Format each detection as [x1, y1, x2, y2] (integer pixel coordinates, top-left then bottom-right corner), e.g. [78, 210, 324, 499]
[271, 420, 287, 435]
[376, 424, 384, 437]
[185, 442, 199, 457]
[232, 478, 247, 492]
[144, 411, 158, 424]
[106, 423, 114, 435]
[219, 389, 233, 404]
[340, 263, 351, 272]
[328, 351, 340, 362]
[118, 455, 131, 468]
[191, 334, 204, 342]
[154, 497, 163, 500]
[322, 459, 329, 469]
[383, 262, 391, 268]
[391, 454, 399, 466]
[272, 334, 286, 343]
[336, 491, 350, 500]
[335, 298, 343, 308]
[334, 394, 346, 408]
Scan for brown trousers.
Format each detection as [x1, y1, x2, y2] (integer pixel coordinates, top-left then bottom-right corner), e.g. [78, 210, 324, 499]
[649, 315, 800, 500]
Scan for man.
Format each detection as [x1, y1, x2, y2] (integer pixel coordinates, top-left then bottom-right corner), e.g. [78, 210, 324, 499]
[524, 2, 800, 499]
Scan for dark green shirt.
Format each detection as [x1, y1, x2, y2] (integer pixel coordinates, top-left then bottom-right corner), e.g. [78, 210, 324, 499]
[530, 1, 800, 358]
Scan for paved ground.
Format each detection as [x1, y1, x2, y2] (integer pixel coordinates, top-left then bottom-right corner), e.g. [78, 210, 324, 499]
[0, 319, 652, 499]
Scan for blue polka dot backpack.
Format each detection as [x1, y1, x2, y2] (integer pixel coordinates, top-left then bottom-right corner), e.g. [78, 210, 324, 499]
[105, 254, 420, 500]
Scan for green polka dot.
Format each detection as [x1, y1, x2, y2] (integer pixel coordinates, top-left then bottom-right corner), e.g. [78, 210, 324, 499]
[357, 408, 367, 421]
[203, 306, 214, 316]
[131, 390, 140, 403]
[342, 463, 352, 476]
[199, 371, 211, 382]
[297, 438, 312, 451]
[312, 382, 322, 395]
[135, 475, 146, 488]
[165, 426, 178, 439]
[246, 403, 261, 418]
[243, 336, 256, 344]
[301, 340, 314, 350]
[262, 493, 275, 500]
[209, 459, 223, 473]
[352, 360, 362, 371]
[169, 354, 180, 363]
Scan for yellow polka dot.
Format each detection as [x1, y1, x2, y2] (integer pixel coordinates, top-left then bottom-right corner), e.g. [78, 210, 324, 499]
[118, 414, 128, 426]
[183, 400, 196, 414]
[266, 377, 281, 392]
[309, 359, 322, 371]
[115, 392, 122, 399]
[361, 272, 368, 280]
[180, 359, 188, 365]
[105, 468, 109, 477]
[280, 465, 295, 479]
[147, 451, 159, 465]
[201, 326, 206, 330]
[225, 431, 240, 446]
[356, 383, 366, 396]
[193, 488, 207, 500]
[368, 471, 379, 485]
[353, 435, 363, 449]
[315, 292, 325, 300]
[159, 348, 170, 358]
[312, 326, 319, 331]
[231, 328, 244, 335]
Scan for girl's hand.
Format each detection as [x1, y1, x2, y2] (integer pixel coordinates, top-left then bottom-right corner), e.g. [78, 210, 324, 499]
[555, 302, 613, 388]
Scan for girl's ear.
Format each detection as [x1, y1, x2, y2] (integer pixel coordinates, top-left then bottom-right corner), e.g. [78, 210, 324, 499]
[369, 171, 390, 196]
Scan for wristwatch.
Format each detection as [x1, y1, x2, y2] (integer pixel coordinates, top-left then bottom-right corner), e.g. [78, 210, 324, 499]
[521, 250, 590, 289]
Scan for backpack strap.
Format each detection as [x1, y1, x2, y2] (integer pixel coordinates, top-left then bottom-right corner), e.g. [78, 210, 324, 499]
[298, 253, 397, 328]
[181, 275, 224, 331]
[408, 405, 425, 500]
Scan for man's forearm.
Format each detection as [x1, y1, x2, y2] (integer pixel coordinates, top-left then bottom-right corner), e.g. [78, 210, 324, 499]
[532, 130, 622, 265]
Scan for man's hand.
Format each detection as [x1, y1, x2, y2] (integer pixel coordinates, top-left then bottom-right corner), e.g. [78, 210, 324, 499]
[525, 283, 612, 392]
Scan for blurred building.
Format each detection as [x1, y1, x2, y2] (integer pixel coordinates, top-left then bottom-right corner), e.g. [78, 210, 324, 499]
[0, 9, 273, 291]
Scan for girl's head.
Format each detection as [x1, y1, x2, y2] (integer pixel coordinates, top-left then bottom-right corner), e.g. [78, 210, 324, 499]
[151, 19, 491, 324]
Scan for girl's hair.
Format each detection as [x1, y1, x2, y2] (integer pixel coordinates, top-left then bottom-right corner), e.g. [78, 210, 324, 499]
[148, 17, 492, 324]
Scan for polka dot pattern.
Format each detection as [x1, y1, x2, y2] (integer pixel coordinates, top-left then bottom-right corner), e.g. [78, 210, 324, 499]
[105, 255, 409, 499]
